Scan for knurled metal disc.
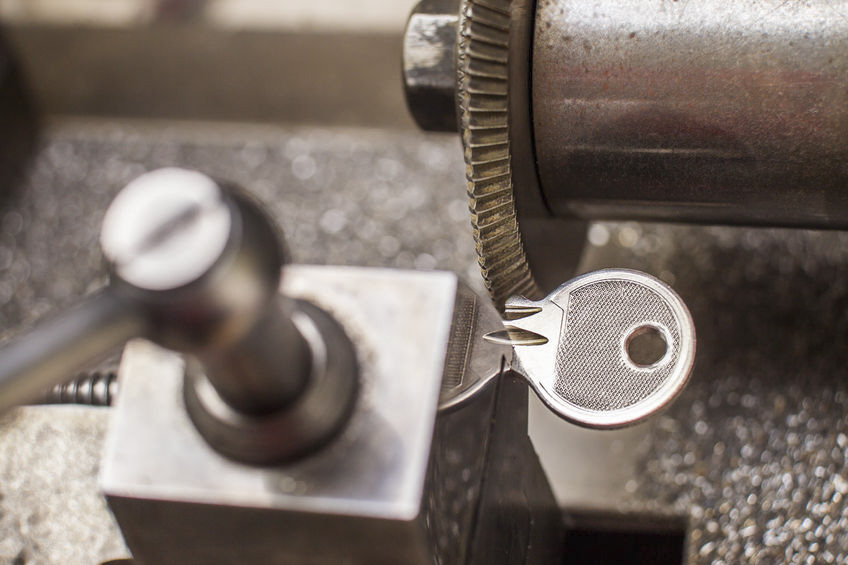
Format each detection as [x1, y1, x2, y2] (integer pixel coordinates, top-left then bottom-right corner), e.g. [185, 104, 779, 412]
[457, 0, 542, 311]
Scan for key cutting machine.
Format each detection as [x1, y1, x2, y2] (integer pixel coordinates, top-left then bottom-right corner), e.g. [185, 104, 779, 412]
[0, 0, 846, 562]
[0, 166, 695, 564]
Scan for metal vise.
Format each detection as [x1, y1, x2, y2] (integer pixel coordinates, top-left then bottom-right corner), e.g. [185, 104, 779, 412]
[0, 168, 561, 564]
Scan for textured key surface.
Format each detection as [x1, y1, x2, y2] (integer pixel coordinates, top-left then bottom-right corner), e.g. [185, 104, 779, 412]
[508, 269, 694, 429]
[554, 279, 680, 412]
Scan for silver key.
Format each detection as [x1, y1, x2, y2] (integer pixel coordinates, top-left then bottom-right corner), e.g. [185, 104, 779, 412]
[484, 269, 696, 428]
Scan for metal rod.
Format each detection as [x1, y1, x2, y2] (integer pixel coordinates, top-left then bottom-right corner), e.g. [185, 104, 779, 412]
[197, 294, 313, 416]
[533, 0, 848, 227]
[0, 290, 145, 413]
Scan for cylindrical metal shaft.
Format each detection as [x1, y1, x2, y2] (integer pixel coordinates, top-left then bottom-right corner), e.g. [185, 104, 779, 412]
[533, 0, 848, 227]
[194, 295, 312, 416]
[101, 168, 312, 416]
[0, 291, 143, 412]
[0, 169, 313, 417]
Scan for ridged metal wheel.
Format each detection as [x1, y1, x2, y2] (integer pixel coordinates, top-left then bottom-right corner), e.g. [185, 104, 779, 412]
[457, 0, 543, 311]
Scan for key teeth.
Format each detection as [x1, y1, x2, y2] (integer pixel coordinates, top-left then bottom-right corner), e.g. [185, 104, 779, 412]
[488, 296, 550, 346]
[502, 295, 549, 340]
[503, 302, 543, 321]
[483, 327, 549, 347]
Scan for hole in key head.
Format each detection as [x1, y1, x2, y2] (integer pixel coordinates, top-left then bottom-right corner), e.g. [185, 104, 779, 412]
[625, 325, 668, 368]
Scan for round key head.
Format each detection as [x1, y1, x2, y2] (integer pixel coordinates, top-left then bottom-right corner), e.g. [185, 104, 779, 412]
[500, 269, 696, 428]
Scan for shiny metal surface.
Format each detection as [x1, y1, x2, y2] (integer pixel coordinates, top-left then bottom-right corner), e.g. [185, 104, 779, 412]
[38, 368, 119, 407]
[0, 290, 143, 413]
[101, 168, 316, 419]
[456, 0, 586, 309]
[102, 168, 357, 463]
[405, 0, 848, 296]
[101, 168, 233, 292]
[0, 166, 361, 463]
[497, 269, 695, 428]
[183, 297, 359, 465]
[534, 0, 848, 227]
[103, 169, 301, 379]
[437, 282, 510, 410]
[0, 168, 316, 419]
[402, 0, 460, 132]
[5, 121, 848, 563]
[101, 266, 510, 564]
[448, 266, 696, 426]
[457, 0, 541, 308]
[0, 122, 478, 564]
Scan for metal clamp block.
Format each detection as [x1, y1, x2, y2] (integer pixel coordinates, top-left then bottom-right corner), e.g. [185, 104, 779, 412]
[100, 265, 510, 565]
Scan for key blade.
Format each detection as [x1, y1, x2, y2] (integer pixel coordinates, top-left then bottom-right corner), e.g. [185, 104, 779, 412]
[512, 269, 696, 429]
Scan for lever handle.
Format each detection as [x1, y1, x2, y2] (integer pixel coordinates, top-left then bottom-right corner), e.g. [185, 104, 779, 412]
[0, 290, 144, 413]
[0, 168, 357, 464]
[0, 168, 310, 417]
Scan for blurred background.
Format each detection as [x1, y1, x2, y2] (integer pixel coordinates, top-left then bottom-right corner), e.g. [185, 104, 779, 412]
[0, 0, 419, 127]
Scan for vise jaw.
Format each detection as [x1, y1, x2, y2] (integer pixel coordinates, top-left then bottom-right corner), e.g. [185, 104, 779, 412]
[100, 265, 560, 565]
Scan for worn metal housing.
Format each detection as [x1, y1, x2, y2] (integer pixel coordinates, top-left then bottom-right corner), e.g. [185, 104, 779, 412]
[101, 265, 560, 564]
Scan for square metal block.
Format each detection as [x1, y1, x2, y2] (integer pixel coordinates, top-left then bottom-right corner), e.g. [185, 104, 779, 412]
[100, 265, 501, 565]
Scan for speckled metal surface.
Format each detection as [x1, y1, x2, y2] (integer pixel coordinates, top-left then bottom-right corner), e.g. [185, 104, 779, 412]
[0, 120, 847, 563]
[575, 222, 848, 564]
[0, 407, 125, 565]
